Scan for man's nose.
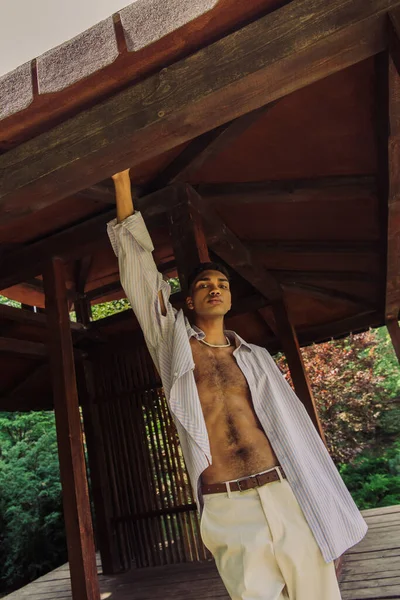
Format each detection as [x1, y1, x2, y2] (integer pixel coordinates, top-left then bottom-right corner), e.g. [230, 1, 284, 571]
[209, 288, 221, 295]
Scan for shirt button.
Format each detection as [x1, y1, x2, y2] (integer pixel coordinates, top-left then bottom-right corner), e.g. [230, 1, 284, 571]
[174, 372, 178, 377]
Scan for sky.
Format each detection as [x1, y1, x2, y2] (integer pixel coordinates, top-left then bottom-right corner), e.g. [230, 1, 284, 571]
[0, 0, 131, 77]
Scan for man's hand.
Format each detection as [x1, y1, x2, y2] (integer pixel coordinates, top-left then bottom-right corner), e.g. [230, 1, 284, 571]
[112, 169, 134, 223]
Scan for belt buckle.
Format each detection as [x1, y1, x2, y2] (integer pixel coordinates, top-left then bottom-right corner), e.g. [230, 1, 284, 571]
[236, 478, 245, 492]
[237, 474, 260, 492]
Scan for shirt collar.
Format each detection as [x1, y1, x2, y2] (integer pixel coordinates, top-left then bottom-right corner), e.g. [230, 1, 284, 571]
[186, 323, 252, 352]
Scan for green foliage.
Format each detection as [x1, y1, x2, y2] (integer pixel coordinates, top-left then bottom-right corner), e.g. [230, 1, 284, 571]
[0, 295, 20, 308]
[339, 441, 400, 510]
[276, 330, 388, 464]
[91, 298, 131, 321]
[0, 412, 66, 591]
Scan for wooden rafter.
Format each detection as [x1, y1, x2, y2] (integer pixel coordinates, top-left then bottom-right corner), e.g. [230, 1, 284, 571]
[0, 0, 391, 220]
[0, 336, 86, 359]
[186, 185, 282, 302]
[274, 270, 374, 283]
[168, 186, 210, 295]
[3, 363, 49, 400]
[246, 239, 380, 254]
[196, 176, 377, 205]
[144, 104, 277, 194]
[281, 282, 376, 310]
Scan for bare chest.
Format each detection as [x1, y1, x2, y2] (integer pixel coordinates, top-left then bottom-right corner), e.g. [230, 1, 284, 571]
[190, 339, 249, 394]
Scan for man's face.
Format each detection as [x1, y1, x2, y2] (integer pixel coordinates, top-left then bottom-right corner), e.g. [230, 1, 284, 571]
[186, 270, 232, 317]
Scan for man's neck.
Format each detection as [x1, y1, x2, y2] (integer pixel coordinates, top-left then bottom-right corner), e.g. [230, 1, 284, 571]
[194, 316, 226, 345]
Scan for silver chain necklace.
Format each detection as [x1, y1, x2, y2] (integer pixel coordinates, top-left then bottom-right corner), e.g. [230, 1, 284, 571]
[198, 336, 231, 348]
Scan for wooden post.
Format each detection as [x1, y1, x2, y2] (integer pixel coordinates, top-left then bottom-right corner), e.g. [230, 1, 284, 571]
[43, 257, 100, 600]
[272, 298, 327, 445]
[167, 184, 210, 295]
[75, 294, 92, 326]
[387, 319, 400, 363]
[78, 360, 122, 574]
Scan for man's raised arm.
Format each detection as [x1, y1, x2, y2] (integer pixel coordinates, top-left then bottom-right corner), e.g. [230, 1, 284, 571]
[107, 170, 175, 352]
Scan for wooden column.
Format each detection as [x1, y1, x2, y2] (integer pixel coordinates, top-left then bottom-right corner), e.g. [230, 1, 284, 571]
[167, 184, 210, 295]
[272, 298, 327, 445]
[77, 360, 122, 574]
[75, 295, 92, 326]
[43, 257, 100, 600]
[387, 319, 400, 363]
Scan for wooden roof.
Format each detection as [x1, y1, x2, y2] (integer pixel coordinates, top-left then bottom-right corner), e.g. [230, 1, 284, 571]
[0, 0, 400, 409]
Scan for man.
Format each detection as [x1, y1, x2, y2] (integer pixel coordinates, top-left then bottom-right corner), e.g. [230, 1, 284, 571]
[108, 169, 367, 600]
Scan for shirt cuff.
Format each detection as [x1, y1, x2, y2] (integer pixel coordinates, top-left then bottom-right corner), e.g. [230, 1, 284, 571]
[107, 211, 155, 256]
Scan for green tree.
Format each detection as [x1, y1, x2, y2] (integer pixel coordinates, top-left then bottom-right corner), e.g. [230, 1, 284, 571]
[0, 412, 65, 591]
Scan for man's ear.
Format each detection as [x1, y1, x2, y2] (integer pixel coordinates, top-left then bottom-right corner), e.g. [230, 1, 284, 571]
[186, 295, 194, 310]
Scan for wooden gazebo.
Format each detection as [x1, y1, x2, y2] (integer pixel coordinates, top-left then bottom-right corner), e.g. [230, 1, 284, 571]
[1, 0, 400, 598]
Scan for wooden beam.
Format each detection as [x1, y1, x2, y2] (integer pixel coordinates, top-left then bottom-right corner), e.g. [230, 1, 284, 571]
[0, 336, 86, 360]
[389, 8, 400, 76]
[247, 239, 380, 254]
[272, 298, 327, 443]
[0, 186, 177, 292]
[145, 104, 277, 193]
[168, 187, 210, 295]
[0, 394, 53, 412]
[196, 176, 377, 204]
[78, 361, 122, 574]
[0, 302, 84, 332]
[387, 318, 400, 362]
[0, 0, 390, 219]
[186, 185, 282, 302]
[281, 282, 376, 310]
[0, 336, 48, 359]
[43, 257, 100, 600]
[74, 257, 93, 326]
[275, 270, 374, 283]
[297, 311, 381, 347]
[3, 363, 49, 399]
[385, 49, 400, 320]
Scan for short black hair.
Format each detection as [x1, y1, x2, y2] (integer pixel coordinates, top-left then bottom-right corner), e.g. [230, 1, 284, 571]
[187, 262, 230, 295]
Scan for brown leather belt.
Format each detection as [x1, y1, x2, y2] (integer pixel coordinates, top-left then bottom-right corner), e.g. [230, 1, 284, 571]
[201, 467, 286, 495]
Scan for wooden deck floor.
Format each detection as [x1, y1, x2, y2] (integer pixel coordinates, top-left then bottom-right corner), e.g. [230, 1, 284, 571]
[3, 505, 400, 600]
[339, 504, 400, 600]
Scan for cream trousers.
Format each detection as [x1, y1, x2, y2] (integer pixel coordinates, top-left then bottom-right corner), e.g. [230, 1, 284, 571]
[200, 469, 342, 600]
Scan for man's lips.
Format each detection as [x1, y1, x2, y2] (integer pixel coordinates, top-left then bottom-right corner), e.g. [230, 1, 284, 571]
[208, 298, 223, 304]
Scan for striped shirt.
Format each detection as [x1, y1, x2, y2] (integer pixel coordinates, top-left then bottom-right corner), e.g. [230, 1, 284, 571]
[108, 211, 368, 563]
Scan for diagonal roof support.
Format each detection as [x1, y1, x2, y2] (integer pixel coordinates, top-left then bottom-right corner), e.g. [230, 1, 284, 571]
[184, 184, 282, 303]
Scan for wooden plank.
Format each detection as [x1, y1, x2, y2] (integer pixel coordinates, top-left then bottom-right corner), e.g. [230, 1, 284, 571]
[271, 298, 327, 442]
[168, 187, 210, 295]
[362, 504, 400, 517]
[387, 318, 400, 363]
[43, 257, 100, 600]
[0, 0, 391, 218]
[197, 176, 377, 205]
